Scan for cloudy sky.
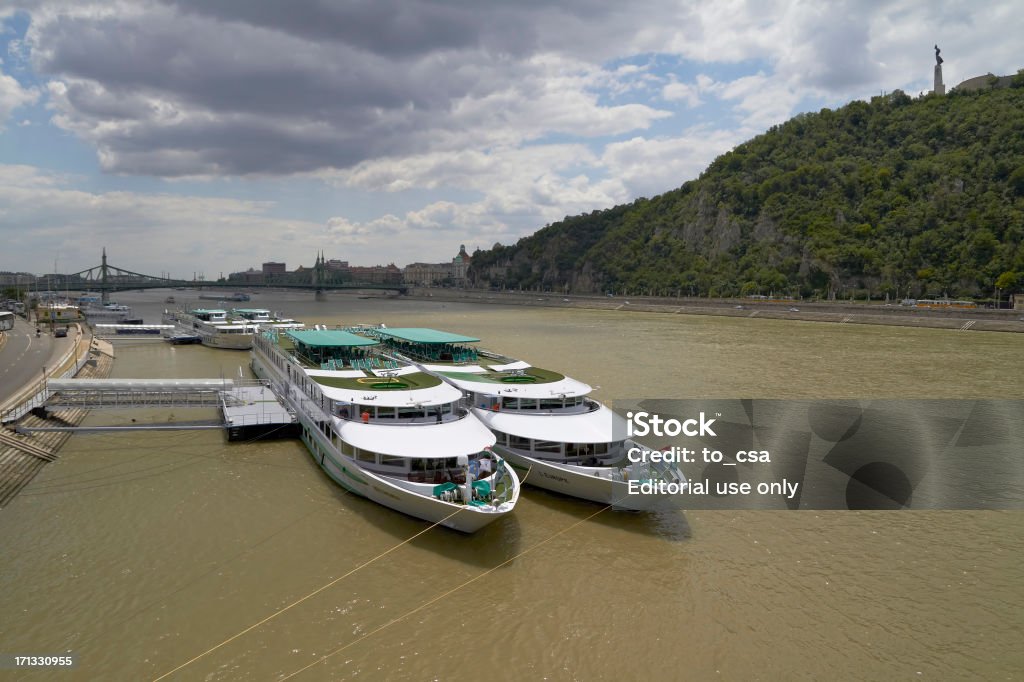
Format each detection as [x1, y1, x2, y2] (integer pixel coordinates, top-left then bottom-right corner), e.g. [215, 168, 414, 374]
[0, 1, 1020, 278]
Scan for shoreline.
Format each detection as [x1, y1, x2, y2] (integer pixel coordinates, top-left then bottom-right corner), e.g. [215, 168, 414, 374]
[401, 288, 1024, 333]
[0, 325, 114, 507]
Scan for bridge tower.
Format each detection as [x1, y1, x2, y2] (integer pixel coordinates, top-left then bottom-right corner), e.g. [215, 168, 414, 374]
[313, 251, 328, 301]
[100, 247, 110, 303]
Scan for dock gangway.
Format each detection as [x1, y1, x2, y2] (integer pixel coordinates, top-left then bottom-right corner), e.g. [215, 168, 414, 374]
[16, 378, 297, 440]
[42, 378, 244, 410]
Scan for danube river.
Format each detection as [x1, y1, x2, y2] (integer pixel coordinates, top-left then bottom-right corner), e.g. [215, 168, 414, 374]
[1, 290, 1021, 680]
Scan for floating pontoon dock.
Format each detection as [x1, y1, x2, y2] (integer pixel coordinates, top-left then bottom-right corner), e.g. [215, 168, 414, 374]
[15, 378, 298, 441]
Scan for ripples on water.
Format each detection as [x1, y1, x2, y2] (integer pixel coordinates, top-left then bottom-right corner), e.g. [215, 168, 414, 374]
[0, 291, 1020, 680]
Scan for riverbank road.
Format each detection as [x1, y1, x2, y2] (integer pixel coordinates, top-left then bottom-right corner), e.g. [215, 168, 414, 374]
[0, 316, 76, 408]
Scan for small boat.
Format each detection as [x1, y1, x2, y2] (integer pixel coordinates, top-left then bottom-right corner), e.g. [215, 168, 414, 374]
[199, 292, 250, 302]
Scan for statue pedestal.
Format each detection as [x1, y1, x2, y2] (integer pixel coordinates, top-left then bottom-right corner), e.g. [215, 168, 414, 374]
[934, 64, 945, 95]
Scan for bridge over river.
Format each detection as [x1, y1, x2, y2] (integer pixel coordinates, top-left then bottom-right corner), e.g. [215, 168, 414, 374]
[36, 249, 406, 302]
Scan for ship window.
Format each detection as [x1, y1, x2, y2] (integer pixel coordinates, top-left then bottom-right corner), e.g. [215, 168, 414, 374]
[379, 455, 406, 468]
[534, 440, 563, 455]
[501, 397, 518, 409]
[539, 399, 564, 410]
[398, 406, 423, 419]
[340, 440, 353, 456]
[356, 449, 376, 463]
[509, 435, 531, 451]
[377, 407, 395, 419]
[520, 399, 538, 410]
[594, 443, 609, 455]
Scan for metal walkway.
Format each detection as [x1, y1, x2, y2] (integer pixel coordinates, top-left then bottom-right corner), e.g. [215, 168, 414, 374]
[15, 378, 298, 442]
[43, 378, 244, 410]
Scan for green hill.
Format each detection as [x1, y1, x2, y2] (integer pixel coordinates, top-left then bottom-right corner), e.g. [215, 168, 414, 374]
[469, 80, 1024, 300]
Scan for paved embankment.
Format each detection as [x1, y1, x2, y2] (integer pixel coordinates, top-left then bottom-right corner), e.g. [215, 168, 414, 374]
[402, 289, 1024, 333]
[0, 327, 115, 508]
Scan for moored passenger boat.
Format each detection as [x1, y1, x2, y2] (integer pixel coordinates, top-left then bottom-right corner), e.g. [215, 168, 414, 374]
[229, 308, 305, 331]
[162, 308, 256, 349]
[367, 327, 687, 510]
[79, 297, 135, 323]
[250, 327, 519, 532]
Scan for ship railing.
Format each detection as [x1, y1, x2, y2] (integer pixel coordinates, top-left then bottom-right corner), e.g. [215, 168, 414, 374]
[422, 455, 515, 506]
[476, 398, 600, 416]
[335, 405, 472, 426]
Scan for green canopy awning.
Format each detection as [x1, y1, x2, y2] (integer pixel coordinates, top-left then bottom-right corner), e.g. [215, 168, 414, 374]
[377, 328, 480, 344]
[286, 329, 378, 348]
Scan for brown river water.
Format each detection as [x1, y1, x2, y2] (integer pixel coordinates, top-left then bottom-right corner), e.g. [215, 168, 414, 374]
[1, 290, 1021, 680]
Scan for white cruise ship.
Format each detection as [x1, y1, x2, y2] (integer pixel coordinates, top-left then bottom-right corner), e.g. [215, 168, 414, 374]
[78, 296, 136, 323]
[368, 327, 687, 510]
[162, 307, 256, 349]
[251, 327, 519, 532]
[162, 307, 303, 350]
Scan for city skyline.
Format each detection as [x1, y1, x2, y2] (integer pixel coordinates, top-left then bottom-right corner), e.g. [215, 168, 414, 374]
[0, 242, 466, 286]
[1, 1, 1021, 276]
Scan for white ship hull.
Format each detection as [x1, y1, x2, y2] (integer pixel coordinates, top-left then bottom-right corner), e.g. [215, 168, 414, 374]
[251, 350, 518, 532]
[199, 329, 253, 350]
[163, 309, 255, 350]
[496, 444, 686, 511]
[375, 329, 688, 512]
[84, 309, 133, 322]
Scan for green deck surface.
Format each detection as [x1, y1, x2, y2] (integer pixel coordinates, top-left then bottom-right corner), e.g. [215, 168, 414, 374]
[311, 371, 442, 390]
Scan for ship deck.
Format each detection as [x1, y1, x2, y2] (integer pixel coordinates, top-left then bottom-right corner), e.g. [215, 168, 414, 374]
[275, 333, 443, 391]
[426, 362, 565, 385]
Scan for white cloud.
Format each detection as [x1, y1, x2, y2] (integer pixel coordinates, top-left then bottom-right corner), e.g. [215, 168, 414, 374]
[0, 69, 37, 130]
[340, 144, 599, 193]
[0, 164, 327, 275]
[17, 3, 673, 177]
[327, 141, 631, 257]
[3, 0, 1023, 273]
[601, 127, 747, 197]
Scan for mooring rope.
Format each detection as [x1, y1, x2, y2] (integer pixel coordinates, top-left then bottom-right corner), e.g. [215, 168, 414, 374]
[153, 461, 541, 681]
[151, 506, 465, 682]
[277, 502, 611, 681]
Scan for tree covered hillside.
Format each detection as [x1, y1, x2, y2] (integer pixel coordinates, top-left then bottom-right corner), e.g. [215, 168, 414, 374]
[469, 80, 1024, 299]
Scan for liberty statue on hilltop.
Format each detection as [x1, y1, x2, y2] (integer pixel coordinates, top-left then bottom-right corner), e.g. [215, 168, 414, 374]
[935, 44, 943, 65]
[933, 45, 945, 95]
